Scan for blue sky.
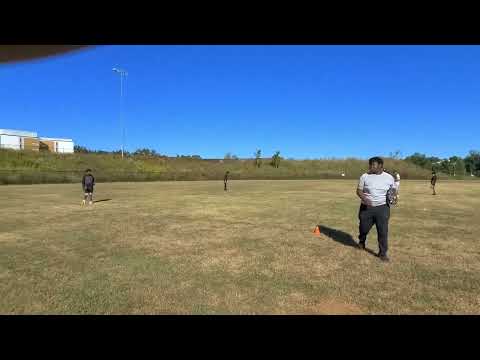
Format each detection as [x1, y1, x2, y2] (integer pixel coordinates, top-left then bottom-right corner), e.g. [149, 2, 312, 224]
[0, 45, 478, 159]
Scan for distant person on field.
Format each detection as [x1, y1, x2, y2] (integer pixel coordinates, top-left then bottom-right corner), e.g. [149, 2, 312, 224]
[392, 170, 400, 198]
[224, 171, 230, 191]
[82, 169, 95, 205]
[431, 171, 437, 195]
[384, 168, 400, 199]
[356, 157, 395, 262]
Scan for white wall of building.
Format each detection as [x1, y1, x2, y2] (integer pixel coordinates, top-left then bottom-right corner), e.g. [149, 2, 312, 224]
[0, 134, 21, 150]
[56, 140, 74, 153]
[39, 137, 74, 153]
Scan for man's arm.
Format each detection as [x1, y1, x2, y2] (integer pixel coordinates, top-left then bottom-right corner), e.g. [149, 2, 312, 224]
[356, 174, 371, 205]
[356, 188, 371, 205]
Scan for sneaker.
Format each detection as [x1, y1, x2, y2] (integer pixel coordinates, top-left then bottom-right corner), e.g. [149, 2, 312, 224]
[357, 242, 366, 250]
[89, 201, 93, 205]
[379, 255, 390, 262]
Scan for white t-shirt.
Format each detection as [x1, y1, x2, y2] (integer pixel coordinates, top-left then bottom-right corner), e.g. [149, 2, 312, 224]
[358, 171, 395, 206]
[394, 173, 400, 191]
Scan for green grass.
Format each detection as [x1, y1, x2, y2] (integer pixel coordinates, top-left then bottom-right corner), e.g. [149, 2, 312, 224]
[0, 148, 448, 184]
[1, 180, 479, 314]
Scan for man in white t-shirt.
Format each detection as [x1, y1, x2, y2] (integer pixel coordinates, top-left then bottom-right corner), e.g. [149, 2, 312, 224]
[356, 157, 395, 262]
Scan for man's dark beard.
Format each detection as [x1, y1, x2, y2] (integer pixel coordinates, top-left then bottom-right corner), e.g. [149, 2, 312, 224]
[368, 168, 383, 175]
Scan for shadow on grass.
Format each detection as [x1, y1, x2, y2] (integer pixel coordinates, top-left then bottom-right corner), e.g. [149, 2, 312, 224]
[94, 199, 112, 203]
[318, 224, 378, 257]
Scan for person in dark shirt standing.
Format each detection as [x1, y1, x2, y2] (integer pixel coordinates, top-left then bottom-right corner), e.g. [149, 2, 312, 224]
[224, 171, 230, 191]
[430, 171, 437, 195]
[82, 169, 95, 205]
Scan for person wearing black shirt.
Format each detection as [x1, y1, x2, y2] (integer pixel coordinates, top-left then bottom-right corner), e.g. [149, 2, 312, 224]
[224, 171, 230, 191]
[430, 171, 437, 195]
[82, 169, 95, 205]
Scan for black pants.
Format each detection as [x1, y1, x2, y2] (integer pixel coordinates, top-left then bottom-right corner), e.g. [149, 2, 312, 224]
[224, 181, 228, 191]
[358, 204, 390, 257]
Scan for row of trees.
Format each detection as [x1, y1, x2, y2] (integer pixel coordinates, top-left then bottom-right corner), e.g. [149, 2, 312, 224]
[223, 149, 282, 168]
[224, 153, 239, 160]
[76, 145, 284, 167]
[74, 146, 202, 159]
[253, 149, 281, 168]
[74, 145, 479, 176]
[404, 150, 480, 177]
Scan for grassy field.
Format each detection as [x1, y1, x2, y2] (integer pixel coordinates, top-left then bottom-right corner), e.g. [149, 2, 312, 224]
[1, 179, 479, 314]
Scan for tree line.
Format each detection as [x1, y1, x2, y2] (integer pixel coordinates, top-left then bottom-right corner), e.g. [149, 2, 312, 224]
[404, 150, 480, 177]
[74, 145, 480, 176]
[75, 146, 283, 168]
[74, 146, 201, 159]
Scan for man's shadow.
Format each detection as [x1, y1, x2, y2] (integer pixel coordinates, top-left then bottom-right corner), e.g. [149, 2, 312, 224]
[317, 225, 378, 257]
[93, 199, 112, 203]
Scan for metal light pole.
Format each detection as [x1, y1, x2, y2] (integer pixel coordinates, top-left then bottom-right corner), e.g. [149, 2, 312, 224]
[112, 67, 128, 159]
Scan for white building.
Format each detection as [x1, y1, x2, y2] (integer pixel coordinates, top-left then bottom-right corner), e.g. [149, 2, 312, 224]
[0, 129, 74, 153]
[0, 129, 38, 150]
[39, 137, 75, 153]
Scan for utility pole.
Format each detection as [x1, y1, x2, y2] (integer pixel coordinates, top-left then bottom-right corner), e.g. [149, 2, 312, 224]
[112, 67, 128, 158]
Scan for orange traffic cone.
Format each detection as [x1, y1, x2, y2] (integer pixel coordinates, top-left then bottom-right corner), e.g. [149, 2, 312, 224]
[313, 225, 321, 236]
